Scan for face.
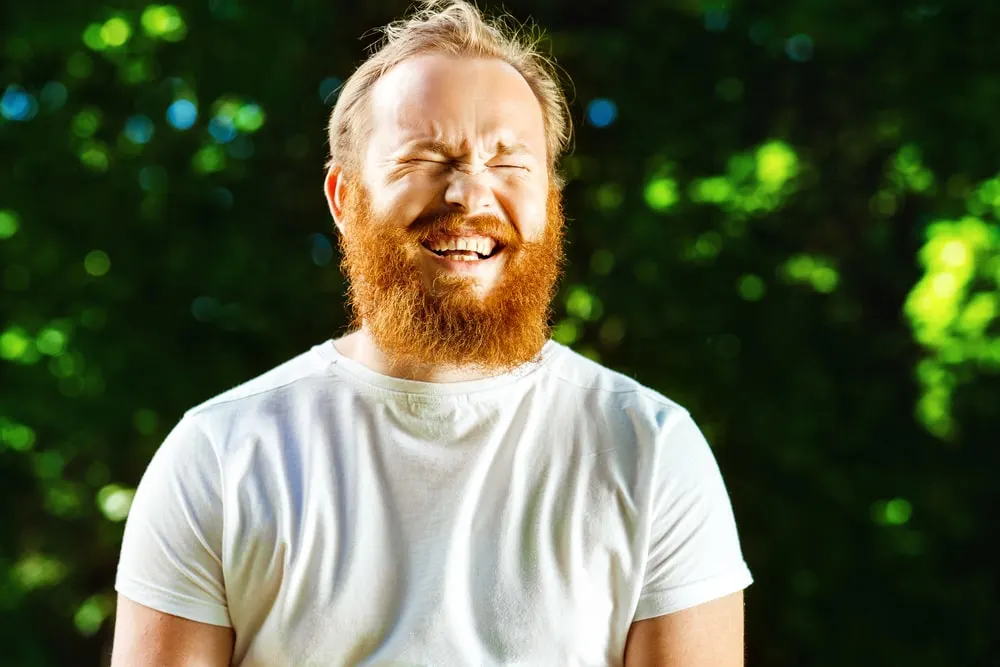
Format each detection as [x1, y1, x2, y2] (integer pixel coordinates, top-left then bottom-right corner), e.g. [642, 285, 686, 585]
[329, 54, 565, 371]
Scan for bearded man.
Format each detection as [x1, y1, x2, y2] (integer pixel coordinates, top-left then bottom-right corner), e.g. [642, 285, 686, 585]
[111, 1, 753, 665]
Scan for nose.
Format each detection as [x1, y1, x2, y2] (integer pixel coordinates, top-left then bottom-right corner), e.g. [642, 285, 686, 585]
[443, 170, 497, 218]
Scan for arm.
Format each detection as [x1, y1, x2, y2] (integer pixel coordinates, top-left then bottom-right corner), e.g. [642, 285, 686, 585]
[113, 416, 234, 663]
[628, 409, 752, 665]
[624, 590, 745, 667]
[111, 595, 234, 667]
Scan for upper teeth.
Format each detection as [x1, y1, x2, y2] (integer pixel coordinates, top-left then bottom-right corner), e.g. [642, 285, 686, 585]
[427, 237, 495, 255]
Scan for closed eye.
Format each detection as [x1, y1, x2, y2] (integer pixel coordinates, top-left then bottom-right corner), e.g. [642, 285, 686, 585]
[490, 164, 528, 170]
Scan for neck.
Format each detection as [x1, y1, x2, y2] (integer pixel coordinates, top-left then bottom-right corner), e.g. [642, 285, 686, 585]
[334, 327, 509, 383]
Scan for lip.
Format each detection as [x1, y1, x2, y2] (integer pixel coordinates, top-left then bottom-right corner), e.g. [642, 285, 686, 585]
[419, 244, 505, 275]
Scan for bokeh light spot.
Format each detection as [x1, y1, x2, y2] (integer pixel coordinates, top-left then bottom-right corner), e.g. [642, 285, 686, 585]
[97, 484, 135, 522]
[124, 114, 155, 144]
[691, 176, 733, 203]
[566, 285, 603, 321]
[811, 266, 840, 293]
[552, 318, 581, 345]
[100, 17, 132, 48]
[233, 103, 265, 132]
[756, 140, 799, 189]
[738, 274, 766, 301]
[45, 480, 83, 517]
[36, 328, 68, 357]
[191, 295, 219, 322]
[138, 165, 168, 192]
[872, 497, 913, 525]
[74, 595, 113, 637]
[594, 183, 623, 211]
[79, 142, 110, 172]
[166, 99, 197, 130]
[12, 554, 67, 590]
[82, 24, 106, 51]
[208, 116, 237, 143]
[40, 82, 68, 111]
[1, 86, 38, 122]
[0, 327, 32, 361]
[310, 233, 334, 266]
[141, 5, 187, 41]
[192, 145, 226, 173]
[586, 98, 617, 128]
[132, 408, 159, 435]
[704, 9, 729, 31]
[715, 77, 744, 102]
[2, 421, 36, 451]
[590, 249, 615, 275]
[785, 34, 814, 62]
[84, 250, 111, 277]
[644, 177, 679, 211]
[72, 108, 101, 138]
[598, 317, 626, 346]
[938, 239, 971, 269]
[34, 450, 65, 480]
[689, 231, 723, 261]
[0, 211, 19, 239]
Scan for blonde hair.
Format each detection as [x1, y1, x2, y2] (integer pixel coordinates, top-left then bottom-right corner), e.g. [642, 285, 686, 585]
[326, 0, 572, 183]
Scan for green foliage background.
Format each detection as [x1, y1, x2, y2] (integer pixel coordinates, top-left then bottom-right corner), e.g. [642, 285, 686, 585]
[1, 0, 998, 664]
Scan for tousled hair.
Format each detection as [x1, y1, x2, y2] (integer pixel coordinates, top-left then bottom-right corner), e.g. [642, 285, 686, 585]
[326, 0, 572, 184]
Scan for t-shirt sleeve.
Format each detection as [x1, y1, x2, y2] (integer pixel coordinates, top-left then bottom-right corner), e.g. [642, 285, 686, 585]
[115, 414, 232, 627]
[634, 410, 753, 621]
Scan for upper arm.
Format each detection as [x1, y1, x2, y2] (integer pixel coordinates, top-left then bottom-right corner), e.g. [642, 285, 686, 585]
[115, 416, 232, 628]
[635, 410, 752, 620]
[111, 594, 234, 667]
[624, 590, 745, 667]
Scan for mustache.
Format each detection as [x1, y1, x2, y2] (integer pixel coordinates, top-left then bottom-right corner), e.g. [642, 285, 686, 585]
[409, 212, 522, 249]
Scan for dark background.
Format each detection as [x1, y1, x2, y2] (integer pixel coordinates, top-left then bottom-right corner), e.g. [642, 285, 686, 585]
[1, 0, 997, 664]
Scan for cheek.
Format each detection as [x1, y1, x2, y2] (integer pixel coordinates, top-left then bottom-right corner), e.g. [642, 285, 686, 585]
[366, 180, 434, 229]
[501, 182, 548, 241]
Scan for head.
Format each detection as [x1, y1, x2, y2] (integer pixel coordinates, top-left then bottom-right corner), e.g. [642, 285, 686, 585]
[324, 0, 572, 373]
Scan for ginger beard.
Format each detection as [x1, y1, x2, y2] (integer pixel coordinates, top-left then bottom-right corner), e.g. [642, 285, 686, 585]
[337, 180, 565, 372]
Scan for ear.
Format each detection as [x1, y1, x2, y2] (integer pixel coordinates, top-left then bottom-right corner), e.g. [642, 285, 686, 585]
[323, 166, 347, 234]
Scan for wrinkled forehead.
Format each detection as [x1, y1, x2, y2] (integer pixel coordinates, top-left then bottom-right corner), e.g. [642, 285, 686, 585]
[367, 54, 547, 159]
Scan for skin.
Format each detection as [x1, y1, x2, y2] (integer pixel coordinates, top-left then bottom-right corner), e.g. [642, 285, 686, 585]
[111, 53, 746, 667]
[624, 591, 746, 667]
[325, 54, 550, 383]
[110, 595, 233, 667]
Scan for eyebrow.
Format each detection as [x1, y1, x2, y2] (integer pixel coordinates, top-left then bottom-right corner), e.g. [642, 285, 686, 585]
[493, 141, 533, 158]
[402, 140, 535, 159]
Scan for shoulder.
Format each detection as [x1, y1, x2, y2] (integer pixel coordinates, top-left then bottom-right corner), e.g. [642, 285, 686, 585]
[539, 342, 695, 453]
[183, 340, 337, 435]
[543, 342, 690, 424]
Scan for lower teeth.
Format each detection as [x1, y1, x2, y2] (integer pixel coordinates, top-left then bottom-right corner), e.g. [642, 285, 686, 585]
[435, 251, 485, 260]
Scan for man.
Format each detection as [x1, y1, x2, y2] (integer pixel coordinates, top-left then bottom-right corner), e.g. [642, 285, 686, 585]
[111, 1, 753, 665]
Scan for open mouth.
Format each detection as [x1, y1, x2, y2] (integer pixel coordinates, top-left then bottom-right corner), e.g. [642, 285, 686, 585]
[420, 237, 504, 262]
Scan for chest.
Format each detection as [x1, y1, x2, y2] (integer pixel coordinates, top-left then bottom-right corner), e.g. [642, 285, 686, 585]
[221, 406, 645, 666]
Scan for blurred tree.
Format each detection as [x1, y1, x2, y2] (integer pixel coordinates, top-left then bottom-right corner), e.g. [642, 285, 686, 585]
[1, 0, 997, 665]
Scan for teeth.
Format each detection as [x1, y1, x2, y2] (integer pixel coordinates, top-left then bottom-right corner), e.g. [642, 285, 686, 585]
[427, 236, 496, 256]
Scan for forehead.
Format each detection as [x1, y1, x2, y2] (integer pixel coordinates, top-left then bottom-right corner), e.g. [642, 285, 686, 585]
[367, 54, 546, 156]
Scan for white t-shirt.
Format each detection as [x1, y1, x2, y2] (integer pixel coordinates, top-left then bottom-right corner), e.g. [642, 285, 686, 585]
[116, 339, 752, 667]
